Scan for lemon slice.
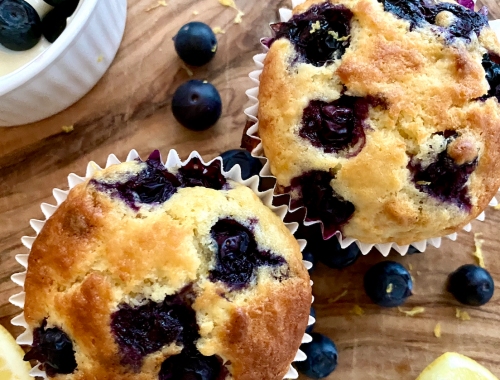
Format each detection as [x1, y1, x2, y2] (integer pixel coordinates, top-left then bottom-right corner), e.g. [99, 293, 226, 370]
[417, 352, 498, 380]
[0, 324, 31, 380]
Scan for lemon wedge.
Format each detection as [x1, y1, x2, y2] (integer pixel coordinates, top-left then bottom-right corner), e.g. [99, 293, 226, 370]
[417, 352, 498, 380]
[0, 324, 31, 380]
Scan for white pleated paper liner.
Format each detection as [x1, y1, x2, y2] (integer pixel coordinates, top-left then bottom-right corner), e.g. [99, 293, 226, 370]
[244, 0, 500, 257]
[10, 149, 315, 380]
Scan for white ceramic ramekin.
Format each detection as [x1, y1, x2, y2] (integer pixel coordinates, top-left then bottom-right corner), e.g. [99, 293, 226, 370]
[0, 0, 127, 127]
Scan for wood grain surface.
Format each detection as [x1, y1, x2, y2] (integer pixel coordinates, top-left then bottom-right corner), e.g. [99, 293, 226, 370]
[1, 0, 500, 379]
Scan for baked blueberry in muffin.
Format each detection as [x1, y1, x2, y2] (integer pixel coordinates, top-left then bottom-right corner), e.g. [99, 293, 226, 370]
[258, 0, 500, 245]
[22, 152, 312, 380]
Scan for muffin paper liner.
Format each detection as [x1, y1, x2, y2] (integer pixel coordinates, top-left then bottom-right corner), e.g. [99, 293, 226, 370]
[244, 0, 500, 257]
[10, 149, 314, 380]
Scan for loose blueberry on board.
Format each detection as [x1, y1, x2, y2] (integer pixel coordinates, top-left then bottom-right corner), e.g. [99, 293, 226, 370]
[306, 306, 316, 334]
[23, 320, 77, 376]
[172, 80, 222, 131]
[220, 149, 263, 180]
[174, 22, 217, 67]
[0, 0, 42, 51]
[448, 264, 495, 306]
[315, 238, 361, 270]
[364, 261, 413, 307]
[296, 333, 338, 379]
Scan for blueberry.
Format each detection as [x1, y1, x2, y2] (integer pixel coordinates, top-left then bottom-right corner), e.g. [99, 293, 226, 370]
[306, 306, 316, 334]
[42, 0, 79, 42]
[364, 261, 413, 307]
[291, 171, 355, 238]
[209, 219, 286, 289]
[409, 131, 477, 211]
[174, 22, 217, 67]
[269, 3, 353, 67]
[43, 0, 77, 6]
[316, 239, 361, 270]
[24, 320, 77, 376]
[296, 333, 338, 379]
[448, 264, 494, 306]
[302, 249, 318, 274]
[220, 149, 263, 180]
[481, 53, 500, 103]
[0, 0, 41, 51]
[172, 80, 222, 131]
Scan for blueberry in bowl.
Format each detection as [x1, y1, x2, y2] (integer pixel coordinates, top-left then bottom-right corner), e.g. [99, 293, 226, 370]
[220, 149, 263, 180]
[174, 22, 218, 67]
[364, 261, 413, 307]
[296, 333, 338, 379]
[21, 151, 313, 379]
[172, 80, 222, 131]
[0, 0, 42, 51]
[448, 264, 494, 306]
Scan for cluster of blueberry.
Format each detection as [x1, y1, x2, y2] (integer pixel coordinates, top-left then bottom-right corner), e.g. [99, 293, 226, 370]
[0, 0, 79, 51]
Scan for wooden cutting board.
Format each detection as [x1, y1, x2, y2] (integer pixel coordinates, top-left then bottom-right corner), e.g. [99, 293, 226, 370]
[0, 1, 499, 379]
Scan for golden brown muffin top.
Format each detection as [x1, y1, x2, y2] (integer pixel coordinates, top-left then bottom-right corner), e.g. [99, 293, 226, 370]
[258, 0, 500, 244]
[23, 154, 311, 380]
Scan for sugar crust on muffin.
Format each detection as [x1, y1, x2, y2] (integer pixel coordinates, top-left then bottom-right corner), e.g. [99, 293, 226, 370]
[23, 155, 312, 380]
[258, 0, 500, 244]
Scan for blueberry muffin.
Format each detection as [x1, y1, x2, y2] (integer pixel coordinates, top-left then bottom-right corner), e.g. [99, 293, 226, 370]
[22, 152, 312, 380]
[258, 0, 500, 245]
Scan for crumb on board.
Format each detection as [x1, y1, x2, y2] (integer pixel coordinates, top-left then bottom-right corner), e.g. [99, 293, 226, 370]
[97, 56, 104, 63]
[193, 10, 199, 15]
[203, 80, 208, 83]
[494, 204, 500, 210]
[351, 305, 364, 316]
[146, 0, 167, 12]
[328, 290, 348, 304]
[473, 233, 485, 268]
[61, 125, 74, 133]
[456, 308, 471, 321]
[218, 0, 244, 24]
[416, 271, 422, 276]
[434, 323, 441, 338]
[386, 283, 393, 293]
[211, 45, 217, 52]
[409, 263, 413, 271]
[398, 306, 425, 317]
[411, 275, 416, 283]
[212, 27, 226, 34]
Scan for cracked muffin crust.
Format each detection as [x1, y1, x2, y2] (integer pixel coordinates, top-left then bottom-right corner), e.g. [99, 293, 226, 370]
[258, 0, 500, 245]
[22, 152, 312, 380]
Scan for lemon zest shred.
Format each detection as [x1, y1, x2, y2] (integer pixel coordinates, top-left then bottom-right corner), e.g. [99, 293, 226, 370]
[351, 305, 364, 316]
[434, 323, 441, 338]
[456, 308, 471, 321]
[328, 290, 348, 303]
[473, 233, 485, 268]
[398, 306, 425, 317]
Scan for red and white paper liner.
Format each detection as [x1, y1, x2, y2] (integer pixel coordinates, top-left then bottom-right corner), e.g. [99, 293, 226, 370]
[10, 149, 314, 380]
[244, 0, 500, 257]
